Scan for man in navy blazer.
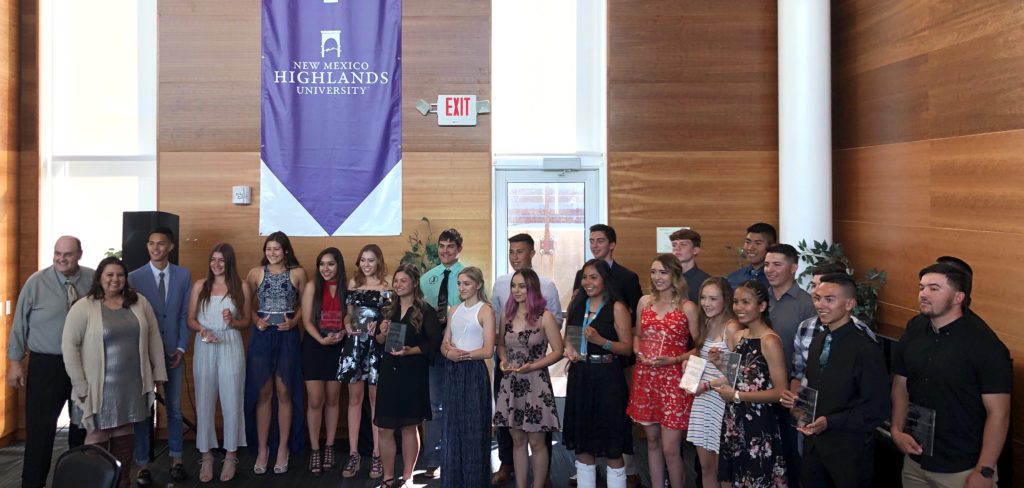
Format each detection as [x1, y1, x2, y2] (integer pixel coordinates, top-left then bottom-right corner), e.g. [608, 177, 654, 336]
[127, 227, 192, 485]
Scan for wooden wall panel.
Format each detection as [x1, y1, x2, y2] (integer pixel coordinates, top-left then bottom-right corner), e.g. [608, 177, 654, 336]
[609, 0, 777, 152]
[834, 0, 1024, 477]
[833, 0, 1024, 148]
[0, 0, 15, 446]
[158, 0, 491, 436]
[607, 1, 779, 278]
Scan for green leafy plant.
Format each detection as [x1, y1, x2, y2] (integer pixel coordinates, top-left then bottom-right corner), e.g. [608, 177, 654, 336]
[797, 239, 887, 327]
[399, 217, 440, 274]
[104, 248, 123, 259]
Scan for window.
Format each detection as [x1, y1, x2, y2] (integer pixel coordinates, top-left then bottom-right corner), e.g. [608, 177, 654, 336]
[39, 0, 157, 267]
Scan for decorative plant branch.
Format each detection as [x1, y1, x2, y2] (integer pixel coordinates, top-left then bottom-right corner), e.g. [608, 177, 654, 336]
[797, 239, 887, 328]
[104, 248, 123, 259]
[399, 217, 440, 274]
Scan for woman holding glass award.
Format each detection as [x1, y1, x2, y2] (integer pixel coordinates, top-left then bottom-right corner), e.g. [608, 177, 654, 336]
[686, 276, 741, 488]
[337, 244, 390, 478]
[299, 247, 347, 476]
[562, 259, 634, 488]
[244, 231, 308, 475]
[187, 244, 252, 482]
[492, 269, 563, 488]
[626, 254, 699, 488]
[438, 266, 496, 488]
[714, 280, 788, 487]
[373, 263, 442, 488]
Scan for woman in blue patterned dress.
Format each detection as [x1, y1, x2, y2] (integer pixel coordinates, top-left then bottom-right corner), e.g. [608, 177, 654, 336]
[244, 231, 308, 475]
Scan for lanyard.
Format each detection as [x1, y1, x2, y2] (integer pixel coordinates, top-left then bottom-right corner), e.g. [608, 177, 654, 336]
[581, 297, 605, 355]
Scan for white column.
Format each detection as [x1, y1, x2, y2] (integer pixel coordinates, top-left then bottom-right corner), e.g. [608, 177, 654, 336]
[778, 0, 832, 259]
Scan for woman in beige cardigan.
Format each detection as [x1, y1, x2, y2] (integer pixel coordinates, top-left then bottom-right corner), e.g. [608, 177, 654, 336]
[62, 257, 167, 488]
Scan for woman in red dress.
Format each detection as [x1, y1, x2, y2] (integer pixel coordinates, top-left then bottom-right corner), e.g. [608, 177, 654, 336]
[626, 254, 699, 488]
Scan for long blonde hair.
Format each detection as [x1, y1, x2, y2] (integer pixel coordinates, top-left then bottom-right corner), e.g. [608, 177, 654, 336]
[647, 254, 687, 311]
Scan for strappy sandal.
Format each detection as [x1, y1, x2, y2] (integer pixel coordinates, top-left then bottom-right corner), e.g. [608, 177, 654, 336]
[199, 456, 214, 483]
[342, 452, 361, 478]
[369, 455, 383, 479]
[219, 457, 238, 482]
[308, 449, 322, 476]
[322, 444, 335, 471]
[380, 478, 397, 488]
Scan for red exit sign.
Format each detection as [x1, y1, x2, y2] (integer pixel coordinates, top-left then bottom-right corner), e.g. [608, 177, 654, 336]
[437, 95, 477, 126]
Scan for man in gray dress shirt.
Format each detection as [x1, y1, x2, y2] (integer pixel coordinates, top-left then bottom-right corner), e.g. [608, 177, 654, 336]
[763, 243, 816, 488]
[7, 236, 93, 488]
[490, 233, 562, 485]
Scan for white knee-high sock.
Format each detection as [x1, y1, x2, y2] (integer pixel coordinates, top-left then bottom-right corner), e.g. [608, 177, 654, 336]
[607, 465, 627, 488]
[575, 461, 597, 488]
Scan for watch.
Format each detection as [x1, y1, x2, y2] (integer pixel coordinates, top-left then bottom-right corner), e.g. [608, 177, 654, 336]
[980, 466, 995, 479]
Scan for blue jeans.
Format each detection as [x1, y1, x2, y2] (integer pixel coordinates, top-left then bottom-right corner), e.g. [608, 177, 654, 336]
[135, 357, 184, 463]
[423, 361, 446, 467]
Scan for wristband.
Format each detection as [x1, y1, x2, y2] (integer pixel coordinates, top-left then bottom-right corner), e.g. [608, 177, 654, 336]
[602, 340, 613, 351]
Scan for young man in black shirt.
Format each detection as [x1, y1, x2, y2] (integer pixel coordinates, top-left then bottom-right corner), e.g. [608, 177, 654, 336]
[781, 273, 889, 487]
[891, 263, 1011, 488]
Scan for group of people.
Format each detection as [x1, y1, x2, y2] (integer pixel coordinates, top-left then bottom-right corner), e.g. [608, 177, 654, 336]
[6, 221, 1011, 488]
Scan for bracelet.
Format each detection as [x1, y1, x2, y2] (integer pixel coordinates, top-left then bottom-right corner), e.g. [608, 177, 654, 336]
[733, 391, 742, 403]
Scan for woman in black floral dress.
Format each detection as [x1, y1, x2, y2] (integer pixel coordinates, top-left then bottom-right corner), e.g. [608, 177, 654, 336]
[493, 269, 564, 488]
[714, 280, 788, 487]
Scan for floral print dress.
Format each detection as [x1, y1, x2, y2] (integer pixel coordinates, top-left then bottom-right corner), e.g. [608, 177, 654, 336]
[718, 336, 788, 487]
[493, 320, 559, 432]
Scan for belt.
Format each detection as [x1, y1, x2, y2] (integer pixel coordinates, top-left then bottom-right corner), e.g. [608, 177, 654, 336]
[584, 354, 616, 364]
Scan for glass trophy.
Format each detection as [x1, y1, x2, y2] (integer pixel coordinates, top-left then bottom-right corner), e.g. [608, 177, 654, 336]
[319, 309, 345, 338]
[679, 355, 707, 394]
[565, 324, 584, 355]
[384, 321, 408, 353]
[719, 351, 743, 390]
[264, 312, 286, 325]
[639, 328, 666, 361]
[350, 306, 379, 335]
[905, 403, 936, 457]
[791, 386, 819, 427]
[381, 290, 395, 308]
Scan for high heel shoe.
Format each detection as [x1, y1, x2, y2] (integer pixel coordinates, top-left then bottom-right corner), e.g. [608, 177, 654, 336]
[220, 456, 238, 482]
[253, 450, 268, 475]
[273, 453, 290, 474]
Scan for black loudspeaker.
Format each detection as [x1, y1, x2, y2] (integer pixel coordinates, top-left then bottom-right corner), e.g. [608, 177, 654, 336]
[122, 211, 180, 273]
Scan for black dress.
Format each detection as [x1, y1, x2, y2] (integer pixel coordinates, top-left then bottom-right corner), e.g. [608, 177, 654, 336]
[562, 298, 633, 459]
[373, 302, 442, 429]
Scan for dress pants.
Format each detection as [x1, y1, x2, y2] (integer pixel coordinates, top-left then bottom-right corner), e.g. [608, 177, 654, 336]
[135, 358, 184, 464]
[423, 361, 445, 467]
[801, 438, 873, 488]
[22, 353, 86, 488]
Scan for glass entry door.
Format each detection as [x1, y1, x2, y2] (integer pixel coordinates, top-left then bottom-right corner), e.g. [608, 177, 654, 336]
[493, 169, 600, 308]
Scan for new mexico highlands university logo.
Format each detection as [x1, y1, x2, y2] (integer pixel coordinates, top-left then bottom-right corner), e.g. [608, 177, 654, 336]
[321, 30, 341, 57]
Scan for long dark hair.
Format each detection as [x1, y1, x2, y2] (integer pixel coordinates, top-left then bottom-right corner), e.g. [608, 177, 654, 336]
[89, 257, 138, 307]
[568, 259, 619, 319]
[198, 243, 245, 315]
[737, 279, 772, 328]
[383, 263, 425, 332]
[311, 247, 347, 328]
[259, 231, 301, 268]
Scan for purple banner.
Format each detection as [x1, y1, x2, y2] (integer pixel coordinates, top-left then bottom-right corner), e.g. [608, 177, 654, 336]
[261, 0, 402, 235]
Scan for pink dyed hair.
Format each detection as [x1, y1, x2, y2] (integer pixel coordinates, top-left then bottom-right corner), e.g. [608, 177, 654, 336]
[503, 268, 548, 327]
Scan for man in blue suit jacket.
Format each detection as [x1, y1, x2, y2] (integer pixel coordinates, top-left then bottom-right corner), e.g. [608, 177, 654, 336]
[127, 227, 192, 486]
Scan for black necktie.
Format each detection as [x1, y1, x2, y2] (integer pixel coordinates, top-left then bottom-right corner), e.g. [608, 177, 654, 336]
[158, 271, 167, 305]
[437, 269, 451, 326]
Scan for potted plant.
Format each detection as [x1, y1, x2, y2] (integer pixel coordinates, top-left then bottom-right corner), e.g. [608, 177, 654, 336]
[796, 239, 887, 328]
[400, 217, 441, 274]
